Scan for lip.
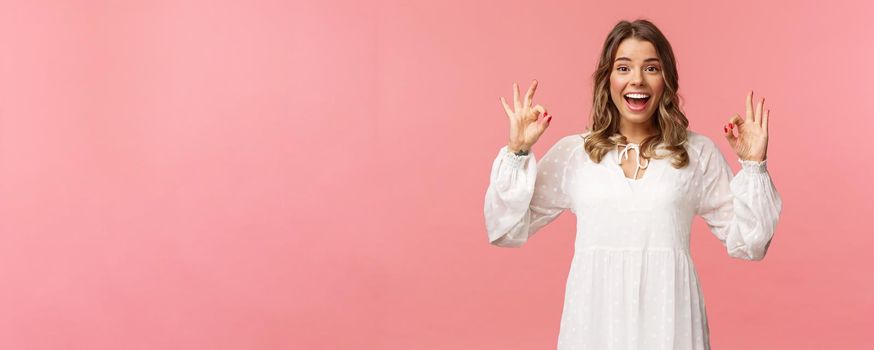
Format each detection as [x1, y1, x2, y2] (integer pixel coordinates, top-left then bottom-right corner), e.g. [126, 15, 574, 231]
[624, 95, 649, 112]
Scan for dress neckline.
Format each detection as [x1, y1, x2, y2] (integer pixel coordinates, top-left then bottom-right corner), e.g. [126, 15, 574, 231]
[609, 144, 666, 197]
[616, 142, 650, 181]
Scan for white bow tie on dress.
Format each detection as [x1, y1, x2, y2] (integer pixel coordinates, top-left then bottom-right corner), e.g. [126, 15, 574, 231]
[617, 143, 649, 180]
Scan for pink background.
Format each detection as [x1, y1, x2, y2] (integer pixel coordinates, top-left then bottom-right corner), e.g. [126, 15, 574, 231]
[0, 0, 871, 349]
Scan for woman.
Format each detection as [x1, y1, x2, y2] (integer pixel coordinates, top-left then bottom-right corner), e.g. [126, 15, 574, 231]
[484, 19, 782, 349]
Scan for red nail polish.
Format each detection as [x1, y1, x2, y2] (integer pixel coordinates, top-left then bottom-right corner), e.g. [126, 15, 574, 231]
[547, 116, 552, 123]
[724, 126, 728, 133]
[729, 124, 733, 129]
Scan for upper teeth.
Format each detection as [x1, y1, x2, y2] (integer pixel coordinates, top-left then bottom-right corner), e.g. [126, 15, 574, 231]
[625, 93, 650, 99]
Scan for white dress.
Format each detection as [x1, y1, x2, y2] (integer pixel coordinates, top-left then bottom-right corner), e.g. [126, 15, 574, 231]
[483, 130, 783, 350]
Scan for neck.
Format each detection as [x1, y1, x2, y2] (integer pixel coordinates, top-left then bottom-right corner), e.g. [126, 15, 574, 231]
[617, 118, 657, 144]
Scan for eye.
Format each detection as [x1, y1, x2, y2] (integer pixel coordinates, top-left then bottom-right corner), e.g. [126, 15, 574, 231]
[646, 66, 660, 72]
[616, 66, 629, 72]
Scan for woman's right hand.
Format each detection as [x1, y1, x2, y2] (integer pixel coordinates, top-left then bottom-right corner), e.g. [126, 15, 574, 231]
[500, 79, 551, 153]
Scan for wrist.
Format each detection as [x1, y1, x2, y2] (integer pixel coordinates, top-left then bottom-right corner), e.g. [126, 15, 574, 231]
[508, 144, 530, 155]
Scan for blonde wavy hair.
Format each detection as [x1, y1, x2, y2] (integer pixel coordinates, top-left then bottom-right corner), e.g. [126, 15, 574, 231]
[583, 19, 690, 169]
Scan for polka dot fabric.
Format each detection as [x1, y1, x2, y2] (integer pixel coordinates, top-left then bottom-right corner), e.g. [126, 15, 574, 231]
[483, 130, 783, 349]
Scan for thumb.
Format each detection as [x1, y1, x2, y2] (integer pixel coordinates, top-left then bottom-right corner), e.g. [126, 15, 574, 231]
[724, 119, 738, 147]
[534, 112, 551, 138]
[539, 112, 552, 129]
[728, 113, 744, 129]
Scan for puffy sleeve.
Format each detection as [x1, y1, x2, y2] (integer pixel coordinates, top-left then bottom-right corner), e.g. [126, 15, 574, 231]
[483, 136, 576, 248]
[695, 140, 783, 261]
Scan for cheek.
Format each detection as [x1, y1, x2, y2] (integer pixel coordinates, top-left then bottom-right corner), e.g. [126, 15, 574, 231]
[610, 74, 622, 86]
[609, 76, 623, 95]
[647, 75, 665, 92]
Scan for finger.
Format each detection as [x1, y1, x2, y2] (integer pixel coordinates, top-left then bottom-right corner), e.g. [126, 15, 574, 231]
[762, 108, 769, 133]
[531, 105, 547, 122]
[524, 79, 538, 108]
[755, 96, 764, 125]
[727, 113, 743, 135]
[746, 90, 754, 122]
[724, 121, 738, 147]
[500, 97, 513, 118]
[513, 83, 521, 111]
[538, 110, 552, 129]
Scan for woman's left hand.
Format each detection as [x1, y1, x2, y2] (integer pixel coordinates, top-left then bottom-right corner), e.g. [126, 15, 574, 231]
[725, 90, 769, 162]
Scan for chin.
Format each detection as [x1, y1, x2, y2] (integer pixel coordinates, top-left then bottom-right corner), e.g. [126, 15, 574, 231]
[620, 111, 656, 123]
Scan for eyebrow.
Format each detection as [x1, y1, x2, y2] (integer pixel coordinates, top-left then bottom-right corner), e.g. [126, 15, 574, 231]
[614, 57, 661, 63]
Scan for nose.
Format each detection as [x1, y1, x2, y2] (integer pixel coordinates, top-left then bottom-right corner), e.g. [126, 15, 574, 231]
[630, 69, 645, 86]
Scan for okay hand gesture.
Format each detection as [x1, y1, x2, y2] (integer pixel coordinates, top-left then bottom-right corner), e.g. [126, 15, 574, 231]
[725, 90, 769, 162]
[500, 80, 552, 153]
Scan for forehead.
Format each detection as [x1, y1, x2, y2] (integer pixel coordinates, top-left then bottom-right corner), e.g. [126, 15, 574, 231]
[614, 38, 658, 61]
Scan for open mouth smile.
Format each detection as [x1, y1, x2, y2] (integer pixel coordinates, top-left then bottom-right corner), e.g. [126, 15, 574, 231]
[623, 92, 651, 112]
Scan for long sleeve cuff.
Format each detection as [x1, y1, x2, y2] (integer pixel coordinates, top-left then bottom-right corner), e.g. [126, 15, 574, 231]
[738, 158, 767, 173]
[502, 146, 532, 169]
